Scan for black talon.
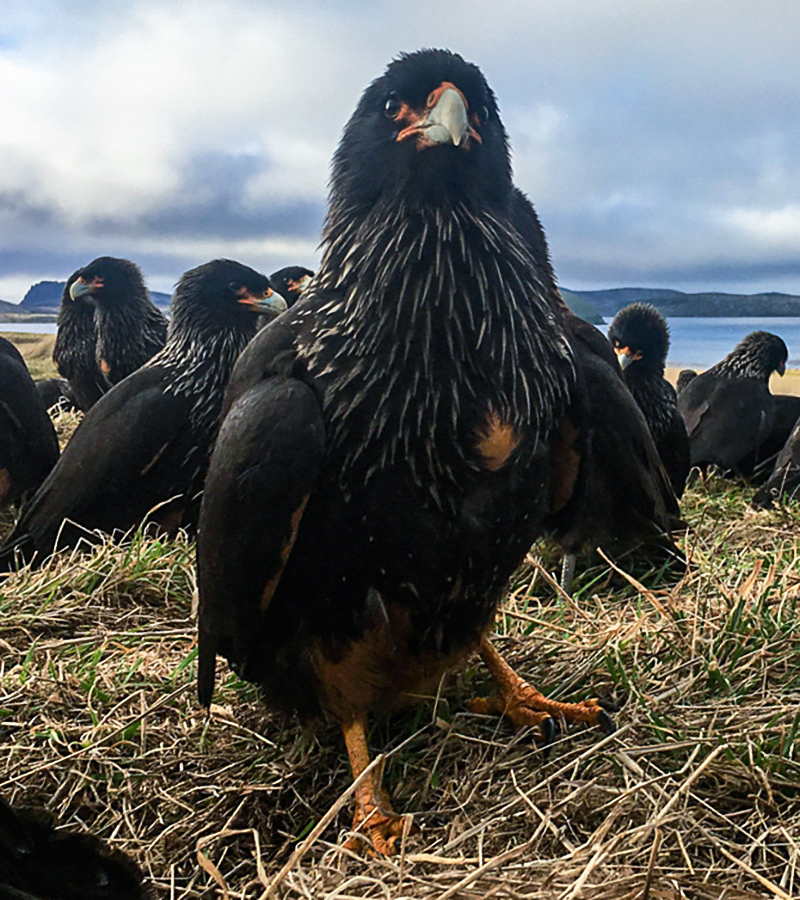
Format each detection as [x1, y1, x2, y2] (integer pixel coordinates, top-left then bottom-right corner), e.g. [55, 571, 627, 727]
[539, 716, 557, 753]
[597, 709, 616, 735]
[598, 698, 621, 714]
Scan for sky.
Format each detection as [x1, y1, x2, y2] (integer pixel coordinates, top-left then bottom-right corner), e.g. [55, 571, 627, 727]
[1, 0, 799, 301]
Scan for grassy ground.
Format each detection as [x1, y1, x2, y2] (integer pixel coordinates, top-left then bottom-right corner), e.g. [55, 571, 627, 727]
[1, 332, 58, 380]
[2, 476, 799, 899]
[2, 341, 800, 898]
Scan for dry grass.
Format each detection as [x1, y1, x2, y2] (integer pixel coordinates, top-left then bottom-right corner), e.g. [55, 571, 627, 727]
[2, 472, 800, 899]
[1, 331, 58, 381]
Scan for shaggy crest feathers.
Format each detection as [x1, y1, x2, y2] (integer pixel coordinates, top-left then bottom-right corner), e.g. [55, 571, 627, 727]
[608, 303, 670, 375]
[709, 331, 787, 380]
[161, 259, 274, 412]
[309, 49, 575, 500]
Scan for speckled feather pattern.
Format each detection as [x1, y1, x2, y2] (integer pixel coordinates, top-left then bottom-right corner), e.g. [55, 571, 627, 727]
[707, 331, 787, 381]
[305, 199, 576, 501]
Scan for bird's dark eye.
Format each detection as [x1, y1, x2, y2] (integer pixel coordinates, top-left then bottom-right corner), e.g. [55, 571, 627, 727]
[228, 281, 239, 292]
[383, 91, 402, 119]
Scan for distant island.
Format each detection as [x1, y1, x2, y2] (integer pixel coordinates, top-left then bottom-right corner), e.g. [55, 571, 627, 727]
[0, 280, 172, 322]
[0, 280, 799, 324]
[560, 287, 800, 325]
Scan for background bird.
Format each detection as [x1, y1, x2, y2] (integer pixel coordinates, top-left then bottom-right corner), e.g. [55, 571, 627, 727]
[198, 49, 625, 856]
[52, 268, 106, 411]
[0, 259, 284, 569]
[69, 256, 168, 393]
[509, 190, 682, 590]
[678, 331, 788, 477]
[752, 415, 800, 509]
[269, 266, 314, 307]
[0, 793, 145, 900]
[676, 369, 697, 394]
[0, 337, 60, 507]
[750, 394, 800, 483]
[607, 303, 690, 498]
[35, 377, 80, 413]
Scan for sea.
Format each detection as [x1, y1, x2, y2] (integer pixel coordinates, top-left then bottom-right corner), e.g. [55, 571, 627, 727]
[595, 316, 800, 369]
[3, 316, 800, 369]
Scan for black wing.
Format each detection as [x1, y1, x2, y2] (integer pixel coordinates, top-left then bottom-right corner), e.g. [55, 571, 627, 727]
[0, 342, 59, 504]
[0, 366, 190, 567]
[679, 374, 774, 473]
[752, 415, 800, 509]
[0, 794, 145, 900]
[197, 374, 325, 707]
[656, 407, 691, 499]
[548, 323, 682, 564]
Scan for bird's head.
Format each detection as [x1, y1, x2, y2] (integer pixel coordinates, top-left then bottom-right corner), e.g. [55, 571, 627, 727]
[608, 303, 670, 374]
[329, 49, 512, 215]
[269, 266, 315, 307]
[170, 259, 286, 331]
[730, 331, 788, 378]
[69, 257, 145, 307]
[676, 369, 697, 393]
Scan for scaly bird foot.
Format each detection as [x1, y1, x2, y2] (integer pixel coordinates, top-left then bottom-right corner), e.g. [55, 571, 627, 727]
[470, 637, 616, 743]
[468, 687, 615, 740]
[340, 715, 416, 856]
[344, 794, 411, 856]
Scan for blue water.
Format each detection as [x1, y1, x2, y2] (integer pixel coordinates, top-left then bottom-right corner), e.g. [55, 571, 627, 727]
[4, 317, 800, 370]
[600, 317, 800, 369]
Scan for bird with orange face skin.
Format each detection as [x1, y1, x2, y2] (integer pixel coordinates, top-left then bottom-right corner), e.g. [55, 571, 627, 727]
[53, 257, 167, 410]
[195, 50, 660, 856]
[0, 260, 284, 569]
[269, 266, 314, 307]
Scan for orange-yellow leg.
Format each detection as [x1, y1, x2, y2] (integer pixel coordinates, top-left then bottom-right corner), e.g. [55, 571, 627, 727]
[341, 714, 409, 856]
[468, 637, 614, 740]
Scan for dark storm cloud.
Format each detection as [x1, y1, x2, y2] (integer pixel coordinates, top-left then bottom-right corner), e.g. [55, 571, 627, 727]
[136, 155, 325, 240]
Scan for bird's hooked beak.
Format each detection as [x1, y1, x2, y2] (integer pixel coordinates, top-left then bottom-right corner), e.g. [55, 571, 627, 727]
[236, 286, 288, 316]
[288, 274, 312, 295]
[396, 82, 482, 150]
[778, 360, 787, 376]
[70, 275, 104, 300]
[614, 346, 641, 370]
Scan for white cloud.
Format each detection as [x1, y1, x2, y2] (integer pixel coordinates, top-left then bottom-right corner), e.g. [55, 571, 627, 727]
[724, 205, 800, 248]
[1, 0, 800, 293]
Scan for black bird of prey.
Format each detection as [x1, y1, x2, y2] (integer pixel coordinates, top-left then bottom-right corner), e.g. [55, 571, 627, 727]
[0, 338, 59, 507]
[751, 394, 800, 483]
[53, 269, 105, 411]
[607, 303, 690, 498]
[197, 49, 647, 856]
[0, 260, 284, 569]
[53, 257, 167, 410]
[752, 414, 800, 509]
[676, 369, 697, 394]
[269, 266, 315, 307]
[35, 377, 80, 413]
[677, 331, 788, 477]
[0, 794, 145, 900]
[508, 191, 682, 590]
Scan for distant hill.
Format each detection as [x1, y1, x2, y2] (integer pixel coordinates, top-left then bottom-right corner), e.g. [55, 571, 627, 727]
[0, 298, 21, 315]
[567, 287, 800, 318]
[559, 289, 603, 324]
[20, 281, 64, 313]
[2, 281, 173, 318]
